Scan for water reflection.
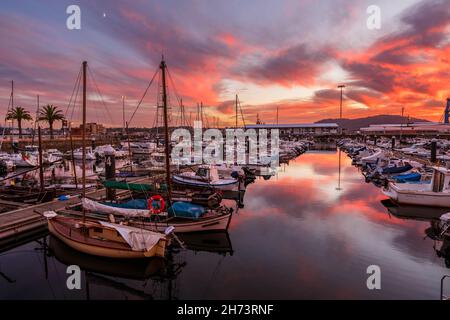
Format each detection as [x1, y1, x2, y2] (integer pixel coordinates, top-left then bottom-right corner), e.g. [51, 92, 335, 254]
[381, 199, 450, 269]
[1, 150, 450, 299]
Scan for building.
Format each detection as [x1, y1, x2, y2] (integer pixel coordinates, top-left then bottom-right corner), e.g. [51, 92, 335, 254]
[359, 122, 450, 135]
[244, 123, 339, 135]
[71, 122, 106, 136]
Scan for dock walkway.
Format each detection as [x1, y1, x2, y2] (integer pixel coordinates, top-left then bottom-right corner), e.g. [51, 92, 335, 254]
[0, 177, 149, 246]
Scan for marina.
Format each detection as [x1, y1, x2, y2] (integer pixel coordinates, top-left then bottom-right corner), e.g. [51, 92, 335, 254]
[1, 148, 450, 299]
[1, 0, 450, 305]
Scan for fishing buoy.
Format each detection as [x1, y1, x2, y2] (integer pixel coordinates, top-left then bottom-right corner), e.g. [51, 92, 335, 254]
[148, 195, 165, 214]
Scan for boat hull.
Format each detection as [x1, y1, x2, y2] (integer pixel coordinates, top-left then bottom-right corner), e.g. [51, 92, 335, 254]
[173, 175, 238, 191]
[48, 217, 166, 258]
[133, 212, 232, 233]
[382, 185, 450, 208]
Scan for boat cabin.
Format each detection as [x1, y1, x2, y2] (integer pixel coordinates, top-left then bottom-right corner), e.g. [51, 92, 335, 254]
[196, 166, 220, 181]
[431, 167, 450, 193]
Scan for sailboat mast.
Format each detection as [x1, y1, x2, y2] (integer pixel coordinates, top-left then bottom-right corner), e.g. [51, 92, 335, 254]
[11, 80, 13, 110]
[82, 61, 87, 222]
[32, 95, 39, 145]
[122, 95, 126, 135]
[38, 126, 44, 192]
[160, 58, 172, 204]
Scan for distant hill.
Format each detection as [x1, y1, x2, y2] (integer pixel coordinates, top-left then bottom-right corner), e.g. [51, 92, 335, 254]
[316, 115, 430, 131]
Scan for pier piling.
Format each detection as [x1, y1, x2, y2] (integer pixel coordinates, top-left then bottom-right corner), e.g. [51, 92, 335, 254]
[431, 139, 437, 163]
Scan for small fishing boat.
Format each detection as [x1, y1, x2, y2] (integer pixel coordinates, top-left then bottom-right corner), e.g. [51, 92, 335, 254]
[80, 197, 233, 233]
[382, 166, 450, 207]
[49, 235, 168, 280]
[173, 165, 239, 191]
[94, 145, 128, 159]
[359, 148, 385, 166]
[10, 152, 37, 167]
[46, 212, 170, 258]
[69, 147, 96, 160]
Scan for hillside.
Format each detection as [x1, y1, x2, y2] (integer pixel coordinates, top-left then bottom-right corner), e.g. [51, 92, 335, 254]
[316, 115, 430, 131]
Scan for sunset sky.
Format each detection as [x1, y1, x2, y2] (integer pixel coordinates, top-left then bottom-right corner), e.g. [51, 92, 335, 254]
[1, 0, 449, 128]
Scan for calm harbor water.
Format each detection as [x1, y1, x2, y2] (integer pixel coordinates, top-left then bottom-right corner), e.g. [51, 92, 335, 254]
[0, 150, 448, 299]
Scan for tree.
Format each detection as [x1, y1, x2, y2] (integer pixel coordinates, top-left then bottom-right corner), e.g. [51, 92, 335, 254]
[6, 106, 32, 138]
[38, 105, 65, 139]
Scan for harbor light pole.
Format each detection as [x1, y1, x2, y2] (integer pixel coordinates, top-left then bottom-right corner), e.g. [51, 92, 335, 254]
[338, 84, 345, 119]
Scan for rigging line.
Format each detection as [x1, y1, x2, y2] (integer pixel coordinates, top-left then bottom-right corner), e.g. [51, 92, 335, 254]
[166, 66, 182, 106]
[87, 66, 114, 125]
[87, 76, 100, 124]
[4, 90, 12, 123]
[0, 93, 13, 151]
[128, 66, 160, 127]
[68, 67, 82, 123]
[238, 96, 246, 127]
[166, 67, 184, 126]
[64, 65, 83, 118]
[69, 73, 82, 124]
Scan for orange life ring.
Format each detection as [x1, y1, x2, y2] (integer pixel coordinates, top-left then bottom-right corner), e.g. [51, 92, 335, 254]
[148, 195, 165, 214]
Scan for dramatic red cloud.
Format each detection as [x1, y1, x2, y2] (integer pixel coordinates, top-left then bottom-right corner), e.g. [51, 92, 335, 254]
[1, 0, 450, 127]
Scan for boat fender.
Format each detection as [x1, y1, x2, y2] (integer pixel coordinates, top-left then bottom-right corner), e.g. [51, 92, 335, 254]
[43, 211, 58, 219]
[164, 225, 175, 235]
[148, 195, 165, 214]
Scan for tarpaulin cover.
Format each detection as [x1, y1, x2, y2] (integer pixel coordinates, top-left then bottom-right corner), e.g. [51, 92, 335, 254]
[168, 201, 205, 219]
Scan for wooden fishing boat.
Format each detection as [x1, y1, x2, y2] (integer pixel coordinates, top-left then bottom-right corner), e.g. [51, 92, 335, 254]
[102, 180, 223, 208]
[49, 235, 167, 280]
[79, 197, 233, 233]
[47, 214, 169, 258]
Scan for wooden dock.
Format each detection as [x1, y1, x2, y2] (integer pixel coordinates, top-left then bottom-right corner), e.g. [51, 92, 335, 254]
[0, 177, 149, 248]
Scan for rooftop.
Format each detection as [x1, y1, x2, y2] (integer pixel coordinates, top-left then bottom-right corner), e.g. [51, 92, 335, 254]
[245, 123, 339, 129]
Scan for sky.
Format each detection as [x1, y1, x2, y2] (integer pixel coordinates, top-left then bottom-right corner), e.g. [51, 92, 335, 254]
[0, 0, 449, 128]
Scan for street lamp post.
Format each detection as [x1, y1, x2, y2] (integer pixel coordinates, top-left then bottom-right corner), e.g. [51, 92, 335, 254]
[337, 84, 345, 136]
[338, 84, 346, 119]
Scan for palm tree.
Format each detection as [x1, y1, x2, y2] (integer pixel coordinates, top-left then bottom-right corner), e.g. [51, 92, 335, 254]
[38, 105, 65, 139]
[6, 106, 32, 138]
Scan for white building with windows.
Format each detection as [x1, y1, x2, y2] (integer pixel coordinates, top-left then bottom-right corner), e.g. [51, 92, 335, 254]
[244, 123, 339, 135]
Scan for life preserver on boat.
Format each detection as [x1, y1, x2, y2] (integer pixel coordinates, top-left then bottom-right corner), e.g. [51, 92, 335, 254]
[148, 195, 165, 214]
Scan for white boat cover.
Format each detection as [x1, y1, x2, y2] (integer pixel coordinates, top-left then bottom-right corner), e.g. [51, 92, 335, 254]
[82, 198, 150, 218]
[99, 221, 164, 251]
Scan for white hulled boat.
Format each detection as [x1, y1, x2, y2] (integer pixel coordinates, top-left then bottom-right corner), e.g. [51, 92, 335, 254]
[382, 166, 450, 207]
[173, 165, 239, 191]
